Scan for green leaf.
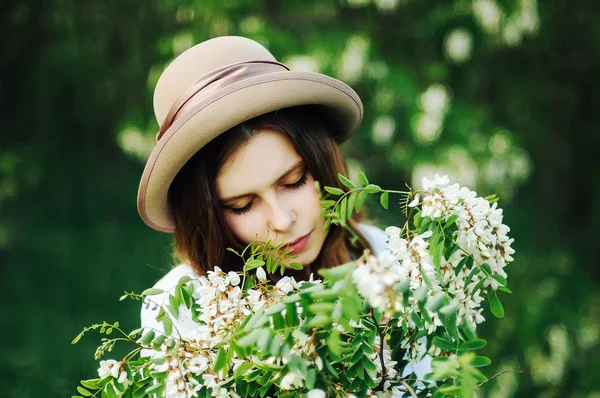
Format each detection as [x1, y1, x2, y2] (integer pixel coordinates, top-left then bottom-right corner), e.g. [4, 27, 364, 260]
[413, 286, 428, 303]
[306, 368, 316, 390]
[265, 302, 286, 316]
[379, 191, 389, 209]
[471, 356, 492, 367]
[397, 279, 410, 293]
[358, 171, 369, 185]
[454, 256, 469, 276]
[492, 274, 507, 286]
[213, 346, 228, 372]
[364, 184, 382, 193]
[285, 303, 299, 326]
[80, 380, 99, 390]
[288, 262, 303, 270]
[319, 199, 336, 209]
[152, 333, 165, 348]
[140, 330, 155, 345]
[308, 302, 336, 313]
[362, 357, 378, 372]
[347, 192, 356, 219]
[76, 387, 92, 397]
[324, 359, 338, 378]
[162, 315, 173, 336]
[498, 286, 513, 294]
[245, 258, 265, 271]
[318, 261, 355, 282]
[324, 186, 344, 196]
[150, 357, 166, 365]
[470, 368, 489, 383]
[471, 278, 485, 295]
[234, 362, 254, 379]
[446, 243, 459, 261]
[459, 339, 487, 351]
[355, 190, 368, 213]
[490, 293, 505, 318]
[306, 313, 331, 328]
[338, 173, 355, 188]
[439, 385, 462, 394]
[339, 196, 348, 225]
[444, 214, 459, 228]
[464, 267, 478, 287]
[269, 334, 283, 356]
[272, 312, 285, 330]
[141, 288, 164, 296]
[328, 330, 341, 356]
[433, 336, 455, 351]
[104, 383, 119, 398]
[168, 299, 179, 320]
[145, 383, 164, 395]
[481, 262, 492, 276]
[432, 238, 445, 271]
[426, 293, 446, 313]
[411, 311, 424, 329]
[237, 330, 260, 347]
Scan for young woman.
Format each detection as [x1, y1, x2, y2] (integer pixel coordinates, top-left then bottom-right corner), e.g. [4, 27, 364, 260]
[137, 35, 431, 380]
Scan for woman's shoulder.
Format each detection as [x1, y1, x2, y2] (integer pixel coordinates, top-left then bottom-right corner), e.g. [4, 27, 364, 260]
[140, 263, 201, 341]
[357, 223, 388, 257]
[149, 263, 199, 292]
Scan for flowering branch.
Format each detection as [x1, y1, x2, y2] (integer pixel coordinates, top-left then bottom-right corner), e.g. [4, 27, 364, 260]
[72, 173, 514, 398]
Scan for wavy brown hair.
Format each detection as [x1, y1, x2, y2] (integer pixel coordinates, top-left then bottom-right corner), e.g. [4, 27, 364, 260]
[167, 106, 371, 277]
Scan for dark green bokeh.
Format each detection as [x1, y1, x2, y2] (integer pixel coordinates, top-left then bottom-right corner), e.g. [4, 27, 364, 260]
[1, 0, 598, 397]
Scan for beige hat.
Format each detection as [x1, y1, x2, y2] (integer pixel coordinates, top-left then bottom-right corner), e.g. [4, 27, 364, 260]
[137, 36, 363, 232]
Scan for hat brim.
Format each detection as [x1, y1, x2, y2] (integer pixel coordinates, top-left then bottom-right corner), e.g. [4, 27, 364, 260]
[138, 71, 363, 232]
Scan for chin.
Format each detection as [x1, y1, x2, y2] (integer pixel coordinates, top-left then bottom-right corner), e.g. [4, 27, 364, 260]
[295, 247, 320, 267]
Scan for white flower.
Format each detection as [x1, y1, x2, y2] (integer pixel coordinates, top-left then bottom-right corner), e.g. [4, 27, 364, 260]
[279, 371, 304, 390]
[408, 194, 420, 207]
[307, 389, 326, 398]
[117, 370, 129, 385]
[228, 271, 241, 286]
[422, 173, 449, 191]
[256, 267, 267, 281]
[275, 276, 298, 294]
[98, 359, 120, 379]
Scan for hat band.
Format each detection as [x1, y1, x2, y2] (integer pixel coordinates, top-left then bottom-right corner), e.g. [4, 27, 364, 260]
[156, 60, 290, 141]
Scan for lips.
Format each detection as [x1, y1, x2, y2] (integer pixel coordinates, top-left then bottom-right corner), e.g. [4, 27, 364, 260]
[283, 232, 311, 252]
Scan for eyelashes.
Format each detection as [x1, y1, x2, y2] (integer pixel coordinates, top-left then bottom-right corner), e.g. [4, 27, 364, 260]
[229, 205, 252, 215]
[284, 173, 308, 190]
[228, 172, 308, 215]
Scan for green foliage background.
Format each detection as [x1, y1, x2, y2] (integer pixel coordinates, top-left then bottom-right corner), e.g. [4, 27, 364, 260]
[1, 0, 598, 396]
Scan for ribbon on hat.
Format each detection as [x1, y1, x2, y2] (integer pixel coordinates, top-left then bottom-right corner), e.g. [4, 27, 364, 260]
[156, 60, 290, 141]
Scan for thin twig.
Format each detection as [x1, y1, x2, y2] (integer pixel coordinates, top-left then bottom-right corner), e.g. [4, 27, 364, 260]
[399, 379, 418, 398]
[370, 310, 388, 390]
[476, 368, 523, 387]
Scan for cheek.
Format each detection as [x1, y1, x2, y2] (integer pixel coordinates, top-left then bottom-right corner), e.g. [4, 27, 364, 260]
[223, 212, 261, 244]
[291, 180, 322, 218]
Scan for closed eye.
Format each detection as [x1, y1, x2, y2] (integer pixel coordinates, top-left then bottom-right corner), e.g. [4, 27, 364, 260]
[284, 172, 308, 190]
[229, 174, 306, 215]
[229, 201, 254, 215]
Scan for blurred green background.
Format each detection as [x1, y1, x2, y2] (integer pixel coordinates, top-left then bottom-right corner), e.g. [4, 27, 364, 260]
[1, 0, 599, 396]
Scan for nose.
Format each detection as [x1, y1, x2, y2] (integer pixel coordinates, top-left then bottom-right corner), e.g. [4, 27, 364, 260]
[267, 197, 296, 233]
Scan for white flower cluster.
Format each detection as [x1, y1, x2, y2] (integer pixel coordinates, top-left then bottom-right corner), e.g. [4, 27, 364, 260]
[96, 359, 132, 395]
[414, 174, 514, 325]
[145, 266, 308, 398]
[353, 174, 514, 359]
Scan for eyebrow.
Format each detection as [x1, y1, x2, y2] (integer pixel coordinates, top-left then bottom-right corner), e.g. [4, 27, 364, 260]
[219, 159, 305, 204]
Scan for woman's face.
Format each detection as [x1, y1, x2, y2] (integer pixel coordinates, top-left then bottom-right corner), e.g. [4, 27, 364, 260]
[216, 129, 326, 266]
